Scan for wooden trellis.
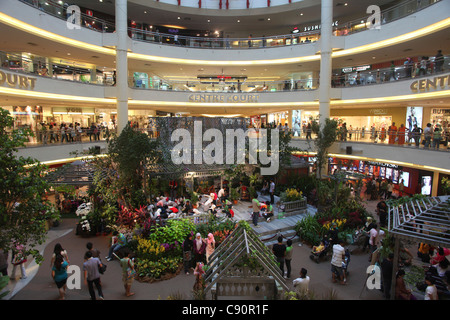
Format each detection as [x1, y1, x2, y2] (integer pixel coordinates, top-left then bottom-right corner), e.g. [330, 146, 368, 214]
[203, 223, 289, 300]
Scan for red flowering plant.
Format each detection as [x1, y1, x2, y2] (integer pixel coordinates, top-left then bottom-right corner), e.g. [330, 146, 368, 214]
[116, 205, 149, 230]
[344, 210, 364, 229]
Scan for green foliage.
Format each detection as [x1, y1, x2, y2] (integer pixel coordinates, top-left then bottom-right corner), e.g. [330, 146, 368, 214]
[441, 177, 450, 195]
[295, 214, 324, 245]
[311, 118, 338, 178]
[148, 219, 196, 245]
[0, 109, 53, 264]
[135, 256, 182, 279]
[0, 275, 10, 299]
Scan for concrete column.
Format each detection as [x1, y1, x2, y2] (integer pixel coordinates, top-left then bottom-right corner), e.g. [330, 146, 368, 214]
[432, 171, 439, 197]
[90, 66, 97, 84]
[115, 0, 129, 134]
[319, 0, 333, 129]
[317, 0, 333, 178]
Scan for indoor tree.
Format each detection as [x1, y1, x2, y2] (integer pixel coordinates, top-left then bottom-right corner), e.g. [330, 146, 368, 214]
[0, 109, 57, 264]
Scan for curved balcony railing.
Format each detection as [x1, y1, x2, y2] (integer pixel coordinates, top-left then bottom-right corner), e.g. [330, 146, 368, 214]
[17, 0, 441, 50]
[129, 55, 449, 92]
[10, 125, 450, 153]
[1, 46, 447, 93]
[0, 50, 114, 86]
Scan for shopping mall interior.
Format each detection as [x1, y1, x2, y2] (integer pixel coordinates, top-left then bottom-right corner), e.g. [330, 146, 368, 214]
[1, 0, 448, 194]
[1, 0, 450, 303]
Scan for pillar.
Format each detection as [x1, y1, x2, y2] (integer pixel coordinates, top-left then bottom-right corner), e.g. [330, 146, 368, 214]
[319, 0, 333, 129]
[115, 0, 128, 134]
[317, 0, 333, 178]
[90, 65, 97, 84]
[432, 171, 439, 197]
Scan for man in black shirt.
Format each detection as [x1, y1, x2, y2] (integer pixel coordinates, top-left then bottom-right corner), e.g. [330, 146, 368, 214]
[377, 200, 388, 228]
[272, 236, 286, 278]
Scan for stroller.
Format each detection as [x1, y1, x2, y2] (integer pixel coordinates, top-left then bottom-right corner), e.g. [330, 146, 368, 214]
[342, 248, 351, 282]
[310, 239, 332, 263]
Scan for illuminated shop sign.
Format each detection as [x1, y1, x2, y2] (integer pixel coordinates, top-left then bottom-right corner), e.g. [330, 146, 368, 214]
[410, 74, 449, 92]
[366, 161, 400, 169]
[432, 108, 450, 114]
[188, 93, 260, 103]
[369, 108, 388, 115]
[301, 21, 339, 32]
[341, 65, 371, 73]
[0, 71, 36, 90]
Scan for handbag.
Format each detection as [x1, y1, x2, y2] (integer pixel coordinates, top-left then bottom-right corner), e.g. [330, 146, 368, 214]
[99, 263, 107, 274]
[98, 256, 107, 274]
[126, 259, 135, 280]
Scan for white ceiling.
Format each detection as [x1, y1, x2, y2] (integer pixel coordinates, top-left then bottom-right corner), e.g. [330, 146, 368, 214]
[67, 0, 397, 36]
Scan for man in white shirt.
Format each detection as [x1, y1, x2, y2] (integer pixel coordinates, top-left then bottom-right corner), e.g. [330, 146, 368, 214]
[293, 268, 310, 297]
[269, 180, 275, 204]
[331, 239, 346, 285]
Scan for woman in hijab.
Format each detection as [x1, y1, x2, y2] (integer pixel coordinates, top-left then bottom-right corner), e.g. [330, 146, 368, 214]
[205, 233, 215, 263]
[193, 233, 206, 264]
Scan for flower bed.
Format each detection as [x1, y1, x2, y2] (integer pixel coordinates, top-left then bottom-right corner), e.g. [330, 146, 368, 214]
[112, 213, 238, 283]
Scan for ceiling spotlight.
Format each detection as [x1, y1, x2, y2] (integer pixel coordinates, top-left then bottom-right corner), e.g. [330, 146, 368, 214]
[144, 11, 147, 13]
[237, 20, 240, 23]
[344, 3, 348, 6]
[207, 19, 210, 22]
[267, 18, 271, 21]
[300, 13, 304, 16]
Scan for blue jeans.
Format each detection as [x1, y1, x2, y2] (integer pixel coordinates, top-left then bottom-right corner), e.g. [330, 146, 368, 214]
[424, 136, 431, 148]
[108, 244, 123, 259]
[433, 138, 440, 149]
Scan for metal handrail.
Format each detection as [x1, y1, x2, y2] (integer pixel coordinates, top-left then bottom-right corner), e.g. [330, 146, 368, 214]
[17, 0, 441, 49]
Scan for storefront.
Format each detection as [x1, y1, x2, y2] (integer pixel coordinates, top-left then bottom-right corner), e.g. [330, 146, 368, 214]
[430, 108, 450, 127]
[51, 107, 96, 128]
[327, 157, 440, 197]
[330, 107, 406, 135]
[267, 111, 288, 127]
[2, 105, 43, 130]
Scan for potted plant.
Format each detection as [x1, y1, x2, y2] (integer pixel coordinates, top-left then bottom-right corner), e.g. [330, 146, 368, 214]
[230, 188, 240, 205]
[190, 191, 199, 208]
[280, 188, 306, 213]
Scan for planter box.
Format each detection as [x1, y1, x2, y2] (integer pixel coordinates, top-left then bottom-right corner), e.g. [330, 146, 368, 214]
[283, 197, 307, 213]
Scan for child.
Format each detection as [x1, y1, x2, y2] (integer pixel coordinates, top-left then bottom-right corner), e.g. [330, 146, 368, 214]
[312, 241, 325, 254]
[285, 240, 293, 278]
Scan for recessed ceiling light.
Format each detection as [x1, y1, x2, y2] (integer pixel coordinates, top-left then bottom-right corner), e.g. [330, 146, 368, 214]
[344, 3, 348, 6]
[177, 17, 181, 20]
[144, 11, 147, 13]
[300, 13, 304, 16]
[267, 18, 271, 21]
[207, 19, 210, 22]
[67, 53, 71, 55]
[237, 20, 240, 23]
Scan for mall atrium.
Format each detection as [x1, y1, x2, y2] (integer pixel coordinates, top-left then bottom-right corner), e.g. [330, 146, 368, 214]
[0, 0, 449, 303]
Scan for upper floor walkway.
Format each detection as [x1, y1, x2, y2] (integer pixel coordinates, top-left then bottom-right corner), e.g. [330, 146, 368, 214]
[0, 0, 448, 65]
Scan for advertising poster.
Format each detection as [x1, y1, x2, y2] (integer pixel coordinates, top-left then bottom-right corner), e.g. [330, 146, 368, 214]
[291, 110, 302, 137]
[421, 176, 432, 195]
[406, 106, 423, 132]
[399, 171, 410, 188]
[380, 167, 386, 178]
